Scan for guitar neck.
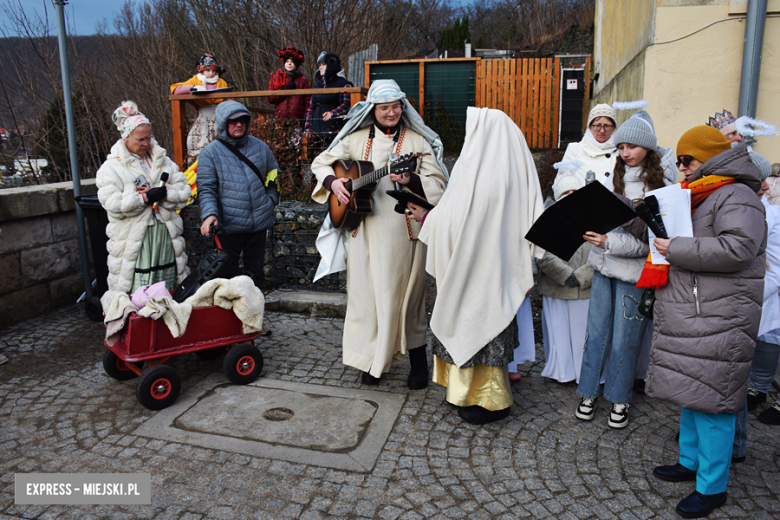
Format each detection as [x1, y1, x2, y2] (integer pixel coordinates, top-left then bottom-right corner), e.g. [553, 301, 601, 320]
[350, 164, 390, 191]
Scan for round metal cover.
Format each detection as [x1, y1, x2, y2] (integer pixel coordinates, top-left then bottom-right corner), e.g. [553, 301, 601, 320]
[263, 407, 294, 421]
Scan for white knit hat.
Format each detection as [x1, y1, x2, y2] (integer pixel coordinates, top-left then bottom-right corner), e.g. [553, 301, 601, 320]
[587, 104, 617, 128]
[112, 101, 151, 141]
[552, 161, 585, 201]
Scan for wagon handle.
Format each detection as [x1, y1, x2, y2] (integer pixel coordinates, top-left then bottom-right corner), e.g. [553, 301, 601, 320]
[209, 224, 224, 250]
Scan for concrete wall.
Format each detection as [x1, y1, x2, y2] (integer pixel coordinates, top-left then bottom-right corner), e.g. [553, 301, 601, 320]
[180, 201, 345, 292]
[645, 1, 780, 162]
[593, 0, 780, 163]
[593, 0, 656, 97]
[0, 180, 97, 328]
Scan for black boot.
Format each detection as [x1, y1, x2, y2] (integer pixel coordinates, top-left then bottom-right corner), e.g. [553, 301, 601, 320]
[361, 371, 381, 385]
[675, 491, 727, 518]
[407, 345, 429, 390]
[458, 405, 511, 425]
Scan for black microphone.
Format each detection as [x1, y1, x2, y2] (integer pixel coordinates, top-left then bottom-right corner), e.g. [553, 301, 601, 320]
[643, 195, 667, 237]
[635, 203, 668, 239]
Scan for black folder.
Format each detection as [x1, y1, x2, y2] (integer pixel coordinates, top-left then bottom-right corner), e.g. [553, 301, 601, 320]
[525, 181, 637, 261]
[191, 86, 236, 95]
[386, 189, 434, 211]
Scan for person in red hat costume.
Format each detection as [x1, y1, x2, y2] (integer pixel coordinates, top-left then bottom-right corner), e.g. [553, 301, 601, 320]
[267, 47, 311, 121]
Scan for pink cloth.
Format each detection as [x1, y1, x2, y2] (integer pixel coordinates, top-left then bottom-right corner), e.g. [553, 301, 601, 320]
[173, 83, 218, 95]
[131, 281, 170, 308]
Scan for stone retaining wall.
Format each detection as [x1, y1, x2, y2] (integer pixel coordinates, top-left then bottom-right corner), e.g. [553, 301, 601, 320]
[0, 180, 97, 328]
[180, 200, 345, 291]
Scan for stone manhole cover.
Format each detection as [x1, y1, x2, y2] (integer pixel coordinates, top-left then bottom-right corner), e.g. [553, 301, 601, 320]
[263, 407, 294, 421]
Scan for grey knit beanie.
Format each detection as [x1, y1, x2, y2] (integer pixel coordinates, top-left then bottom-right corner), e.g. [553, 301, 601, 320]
[749, 150, 772, 180]
[613, 110, 657, 150]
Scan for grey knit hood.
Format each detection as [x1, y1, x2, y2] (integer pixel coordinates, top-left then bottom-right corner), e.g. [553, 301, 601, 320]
[215, 101, 251, 146]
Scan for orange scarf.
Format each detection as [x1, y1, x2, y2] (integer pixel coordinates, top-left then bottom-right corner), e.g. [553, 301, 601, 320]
[635, 175, 735, 288]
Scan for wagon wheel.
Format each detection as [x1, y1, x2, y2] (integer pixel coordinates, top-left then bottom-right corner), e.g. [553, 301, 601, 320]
[85, 296, 104, 322]
[102, 350, 141, 381]
[223, 344, 263, 384]
[135, 365, 181, 410]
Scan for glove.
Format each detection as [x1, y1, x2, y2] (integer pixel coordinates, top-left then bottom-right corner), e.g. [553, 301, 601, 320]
[145, 186, 167, 203]
[282, 79, 296, 90]
[564, 273, 580, 288]
[190, 85, 207, 92]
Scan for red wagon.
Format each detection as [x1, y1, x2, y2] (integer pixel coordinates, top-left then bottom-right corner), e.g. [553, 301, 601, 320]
[102, 305, 264, 410]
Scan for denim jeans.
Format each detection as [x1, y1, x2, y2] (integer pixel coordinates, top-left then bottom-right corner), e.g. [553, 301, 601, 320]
[577, 271, 648, 404]
[733, 398, 747, 459]
[749, 339, 780, 393]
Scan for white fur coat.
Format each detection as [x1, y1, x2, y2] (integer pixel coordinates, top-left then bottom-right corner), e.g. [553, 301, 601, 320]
[96, 139, 191, 293]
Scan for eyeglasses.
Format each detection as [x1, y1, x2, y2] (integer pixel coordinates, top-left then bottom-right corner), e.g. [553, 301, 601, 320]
[676, 155, 694, 168]
[591, 124, 615, 132]
[134, 137, 153, 144]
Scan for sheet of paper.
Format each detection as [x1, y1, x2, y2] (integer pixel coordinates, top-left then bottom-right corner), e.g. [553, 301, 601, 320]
[645, 184, 693, 265]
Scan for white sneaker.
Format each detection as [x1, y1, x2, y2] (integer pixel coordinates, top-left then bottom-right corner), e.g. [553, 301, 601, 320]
[576, 398, 596, 421]
[608, 403, 629, 429]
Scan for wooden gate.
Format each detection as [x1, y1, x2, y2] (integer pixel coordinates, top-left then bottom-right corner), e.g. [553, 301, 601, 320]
[477, 57, 591, 148]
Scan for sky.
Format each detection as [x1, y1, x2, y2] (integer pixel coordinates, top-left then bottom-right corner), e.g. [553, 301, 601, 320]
[1, 0, 129, 36]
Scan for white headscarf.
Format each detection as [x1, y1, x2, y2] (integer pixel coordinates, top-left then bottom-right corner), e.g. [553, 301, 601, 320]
[328, 79, 449, 179]
[419, 107, 544, 367]
[112, 101, 151, 141]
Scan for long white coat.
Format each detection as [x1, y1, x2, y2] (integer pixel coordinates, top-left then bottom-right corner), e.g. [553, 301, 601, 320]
[311, 127, 447, 377]
[96, 139, 191, 293]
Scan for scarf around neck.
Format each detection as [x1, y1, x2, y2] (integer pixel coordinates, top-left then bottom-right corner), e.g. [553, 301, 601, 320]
[581, 127, 616, 155]
[636, 175, 736, 289]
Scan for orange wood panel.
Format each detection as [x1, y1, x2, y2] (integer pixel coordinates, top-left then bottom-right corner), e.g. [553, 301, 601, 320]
[419, 61, 425, 118]
[501, 60, 512, 114]
[552, 57, 561, 148]
[171, 100, 186, 169]
[509, 59, 517, 123]
[545, 58, 553, 147]
[364, 63, 371, 88]
[530, 59, 538, 148]
[522, 58, 530, 135]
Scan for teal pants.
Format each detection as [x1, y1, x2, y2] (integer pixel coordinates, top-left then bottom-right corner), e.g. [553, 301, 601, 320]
[679, 407, 735, 495]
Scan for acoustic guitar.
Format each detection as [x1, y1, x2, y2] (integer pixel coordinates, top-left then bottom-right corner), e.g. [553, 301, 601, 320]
[328, 153, 421, 231]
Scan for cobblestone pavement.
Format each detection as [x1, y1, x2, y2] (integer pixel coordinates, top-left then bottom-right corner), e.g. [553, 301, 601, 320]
[1, 305, 779, 520]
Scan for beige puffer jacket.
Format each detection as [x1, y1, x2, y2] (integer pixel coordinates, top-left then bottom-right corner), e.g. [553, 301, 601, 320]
[646, 143, 767, 414]
[537, 242, 593, 300]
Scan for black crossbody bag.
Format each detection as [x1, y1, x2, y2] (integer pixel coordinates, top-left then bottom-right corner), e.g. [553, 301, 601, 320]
[218, 139, 268, 186]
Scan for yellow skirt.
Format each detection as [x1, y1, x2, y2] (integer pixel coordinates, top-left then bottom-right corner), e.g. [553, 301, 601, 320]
[432, 356, 513, 411]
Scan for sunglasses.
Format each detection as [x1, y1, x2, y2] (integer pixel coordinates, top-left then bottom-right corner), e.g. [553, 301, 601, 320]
[676, 155, 694, 168]
[591, 124, 615, 132]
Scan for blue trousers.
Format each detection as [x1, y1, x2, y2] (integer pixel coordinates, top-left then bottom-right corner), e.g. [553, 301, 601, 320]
[679, 407, 735, 495]
[577, 271, 648, 404]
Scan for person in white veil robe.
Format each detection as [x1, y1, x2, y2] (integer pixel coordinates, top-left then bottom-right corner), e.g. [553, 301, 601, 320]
[408, 107, 544, 424]
[311, 80, 448, 388]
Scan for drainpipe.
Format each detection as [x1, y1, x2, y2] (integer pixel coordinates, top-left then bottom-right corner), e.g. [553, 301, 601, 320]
[737, 0, 767, 135]
[54, 0, 92, 300]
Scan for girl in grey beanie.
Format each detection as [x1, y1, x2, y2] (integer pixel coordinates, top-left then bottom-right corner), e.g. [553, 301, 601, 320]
[575, 109, 670, 430]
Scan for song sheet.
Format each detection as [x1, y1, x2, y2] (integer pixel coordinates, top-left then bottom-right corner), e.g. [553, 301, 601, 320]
[645, 184, 693, 265]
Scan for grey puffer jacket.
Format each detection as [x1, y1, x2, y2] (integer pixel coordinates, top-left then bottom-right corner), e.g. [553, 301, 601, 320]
[646, 143, 767, 415]
[198, 101, 280, 234]
[537, 242, 593, 299]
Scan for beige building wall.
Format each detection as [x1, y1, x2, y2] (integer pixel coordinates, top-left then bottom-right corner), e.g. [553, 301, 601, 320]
[593, 0, 655, 93]
[593, 0, 780, 163]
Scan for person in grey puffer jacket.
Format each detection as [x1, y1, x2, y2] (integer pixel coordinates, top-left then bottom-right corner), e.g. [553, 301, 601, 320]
[648, 126, 766, 519]
[198, 101, 280, 288]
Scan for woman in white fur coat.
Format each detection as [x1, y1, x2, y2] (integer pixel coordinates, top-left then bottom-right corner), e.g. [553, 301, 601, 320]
[96, 101, 191, 294]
